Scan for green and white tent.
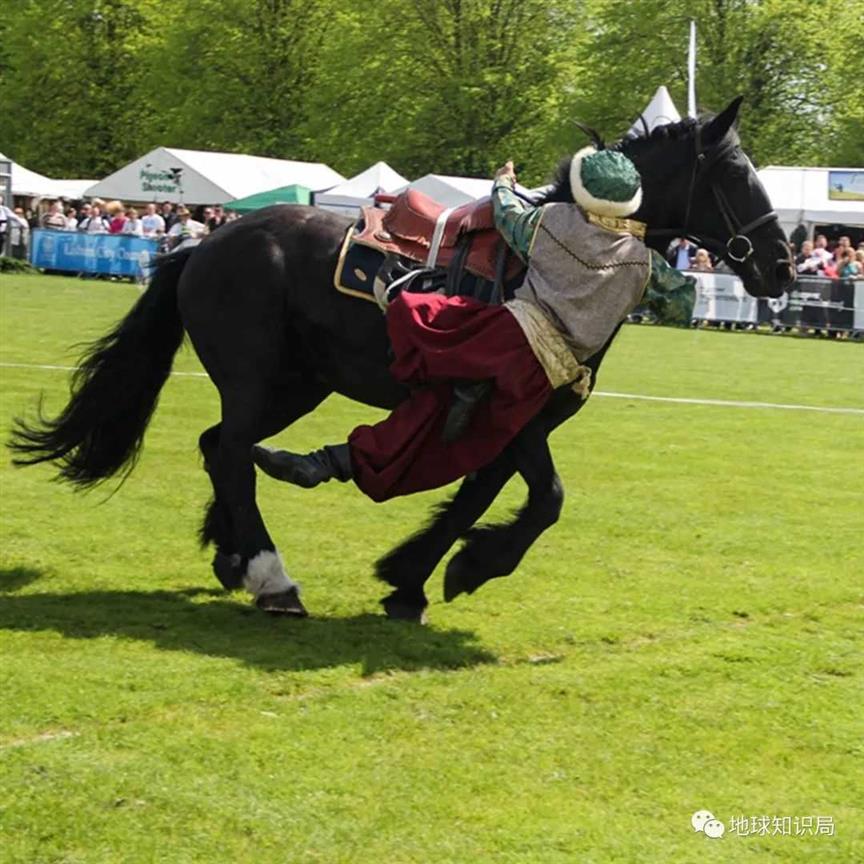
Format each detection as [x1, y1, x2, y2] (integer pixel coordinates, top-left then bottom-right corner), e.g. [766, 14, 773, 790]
[228, 184, 311, 213]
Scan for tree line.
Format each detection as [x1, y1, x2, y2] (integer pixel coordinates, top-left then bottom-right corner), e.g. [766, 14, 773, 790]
[1, 0, 861, 186]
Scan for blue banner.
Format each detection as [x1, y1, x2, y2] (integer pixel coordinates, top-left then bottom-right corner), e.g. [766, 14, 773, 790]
[29, 229, 159, 277]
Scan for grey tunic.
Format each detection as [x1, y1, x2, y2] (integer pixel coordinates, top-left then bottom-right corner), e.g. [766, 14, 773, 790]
[513, 203, 650, 362]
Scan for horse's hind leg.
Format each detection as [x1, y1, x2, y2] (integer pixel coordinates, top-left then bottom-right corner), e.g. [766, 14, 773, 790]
[199, 423, 244, 590]
[203, 378, 330, 609]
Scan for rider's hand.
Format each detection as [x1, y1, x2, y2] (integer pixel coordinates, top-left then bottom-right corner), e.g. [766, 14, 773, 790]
[494, 160, 517, 184]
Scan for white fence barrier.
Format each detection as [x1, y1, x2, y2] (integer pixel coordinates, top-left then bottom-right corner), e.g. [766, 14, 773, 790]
[690, 272, 758, 324]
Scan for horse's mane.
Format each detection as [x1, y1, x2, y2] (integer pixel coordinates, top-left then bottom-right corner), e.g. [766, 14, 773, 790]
[539, 114, 737, 204]
[616, 113, 739, 154]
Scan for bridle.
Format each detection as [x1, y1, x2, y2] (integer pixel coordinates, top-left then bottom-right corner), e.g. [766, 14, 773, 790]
[644, 128, 779, 264]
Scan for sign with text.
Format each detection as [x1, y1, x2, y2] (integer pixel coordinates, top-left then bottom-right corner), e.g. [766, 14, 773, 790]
[138, 165, 184, 196]
[30, 230, 159, 277]
[759, 277, 858, 331]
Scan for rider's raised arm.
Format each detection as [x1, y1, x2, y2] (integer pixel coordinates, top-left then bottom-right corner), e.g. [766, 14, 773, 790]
[491, 164, 542, 263]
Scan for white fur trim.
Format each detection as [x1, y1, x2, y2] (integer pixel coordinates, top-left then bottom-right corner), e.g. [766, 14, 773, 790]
[569, 146, 643, 218]
[243, 550, 298, 597]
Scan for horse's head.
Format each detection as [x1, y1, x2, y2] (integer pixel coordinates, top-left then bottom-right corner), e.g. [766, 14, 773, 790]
[618, 97, 793, 298]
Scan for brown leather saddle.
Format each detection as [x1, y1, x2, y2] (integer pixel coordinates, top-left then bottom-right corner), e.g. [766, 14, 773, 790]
[352, 188, 524, 285]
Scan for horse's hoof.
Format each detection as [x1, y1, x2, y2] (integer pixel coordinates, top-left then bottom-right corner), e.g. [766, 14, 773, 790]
[212, 552, 244, 591]
[443, 553, 484, 602]
[381, 591, 427, 624]
[256, 587, 308, 617]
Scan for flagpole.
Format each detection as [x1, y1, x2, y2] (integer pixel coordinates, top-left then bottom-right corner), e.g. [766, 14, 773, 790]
[687, 20, 697, 118]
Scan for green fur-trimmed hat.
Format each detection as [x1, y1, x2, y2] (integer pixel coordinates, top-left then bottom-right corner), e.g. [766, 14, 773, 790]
[570, 146, 642, 218]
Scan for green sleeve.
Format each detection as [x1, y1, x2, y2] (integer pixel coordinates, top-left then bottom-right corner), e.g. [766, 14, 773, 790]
[642, 251, 697, 326]
[491, 176, 541, 262]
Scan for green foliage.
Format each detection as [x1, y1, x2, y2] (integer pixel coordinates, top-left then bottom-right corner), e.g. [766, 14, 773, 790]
[0, 0, 860, 181]
[151, 0, 336, 158]
[568, 0, 863, 167]
[1, 274, 862, 862]
[0, 255, 36, 273]
[303, 0, 583, 182]
[0, 0, 166, 177]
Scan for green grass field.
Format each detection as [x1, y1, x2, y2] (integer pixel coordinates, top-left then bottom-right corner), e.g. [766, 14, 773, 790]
[1, 273, 862, 863]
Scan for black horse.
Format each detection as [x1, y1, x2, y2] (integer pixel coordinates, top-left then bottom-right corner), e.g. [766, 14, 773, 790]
[11, 98, 793, 621]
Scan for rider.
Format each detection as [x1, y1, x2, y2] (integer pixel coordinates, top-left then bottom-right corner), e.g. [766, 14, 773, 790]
[252, 147, 695, 502]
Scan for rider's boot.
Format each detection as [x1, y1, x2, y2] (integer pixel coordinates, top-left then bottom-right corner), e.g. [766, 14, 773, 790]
[252, 443, 352, 488]
[441, 380, 493, 444]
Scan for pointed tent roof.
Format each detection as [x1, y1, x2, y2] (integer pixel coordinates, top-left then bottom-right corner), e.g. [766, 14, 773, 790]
[321, 161, 408, 199]
[404, 174, 496, 207]
[628, 86, 682, 137]
[398, 173, 533, 208]
[84, 147, 344, 205]
[315, 161, 409, 213]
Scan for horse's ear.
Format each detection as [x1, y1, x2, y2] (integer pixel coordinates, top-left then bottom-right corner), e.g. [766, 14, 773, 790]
[704, 96, 743, 143]
[572, 120, 605, 150]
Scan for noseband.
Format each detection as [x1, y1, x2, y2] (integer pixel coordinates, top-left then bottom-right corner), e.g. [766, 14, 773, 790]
[646, 129, 779, 263]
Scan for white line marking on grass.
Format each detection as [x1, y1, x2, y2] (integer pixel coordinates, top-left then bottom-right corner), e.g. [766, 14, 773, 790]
[0, 361, 207, 378]
[0, 730, 79, 750]
[2, 362, 862, 415]
[593, 390, 864, 416]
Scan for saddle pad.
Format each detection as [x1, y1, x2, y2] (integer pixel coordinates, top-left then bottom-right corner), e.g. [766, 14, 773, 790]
[333, 225, 383, 303]
[333, 222, 521, 307]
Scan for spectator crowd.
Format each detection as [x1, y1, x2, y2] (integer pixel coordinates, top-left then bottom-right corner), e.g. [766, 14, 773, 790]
[4, 199, 864, 282]
[666, 234, 864, 280]
[1, 199, 239, 259]
[793, 233, 864, 279]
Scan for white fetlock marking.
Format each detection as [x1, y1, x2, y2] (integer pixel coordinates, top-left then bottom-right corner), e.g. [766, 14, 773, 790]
[243, 550, 298, 597]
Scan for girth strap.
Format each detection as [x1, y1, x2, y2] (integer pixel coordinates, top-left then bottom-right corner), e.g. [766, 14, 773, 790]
[426, 207, 455, 267]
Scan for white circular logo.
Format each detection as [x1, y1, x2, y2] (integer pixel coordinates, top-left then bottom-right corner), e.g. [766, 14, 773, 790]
[692, 809, 725, 839]
[691, 810, 714, 832]
[704, 819, 726, 839]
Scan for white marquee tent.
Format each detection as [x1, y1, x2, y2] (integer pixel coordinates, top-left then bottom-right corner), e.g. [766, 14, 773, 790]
[399, 174, 533, 208]
[758, 166, 864, 236]
[315, 161, 409, 215]
[402, 174, 498, 207]
[55, 179, 98, 199]
[1, 152, 95, 199]
[84, 147, 344, 205]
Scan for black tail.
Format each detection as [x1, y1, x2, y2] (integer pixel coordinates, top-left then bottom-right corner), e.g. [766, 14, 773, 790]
[8, 249, 193, 487]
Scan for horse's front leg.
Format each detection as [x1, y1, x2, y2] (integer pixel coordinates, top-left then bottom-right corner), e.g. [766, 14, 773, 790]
[377, 452, 518, 621]
[443, 419, 563, 602]
[376, 386, 587, 620]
